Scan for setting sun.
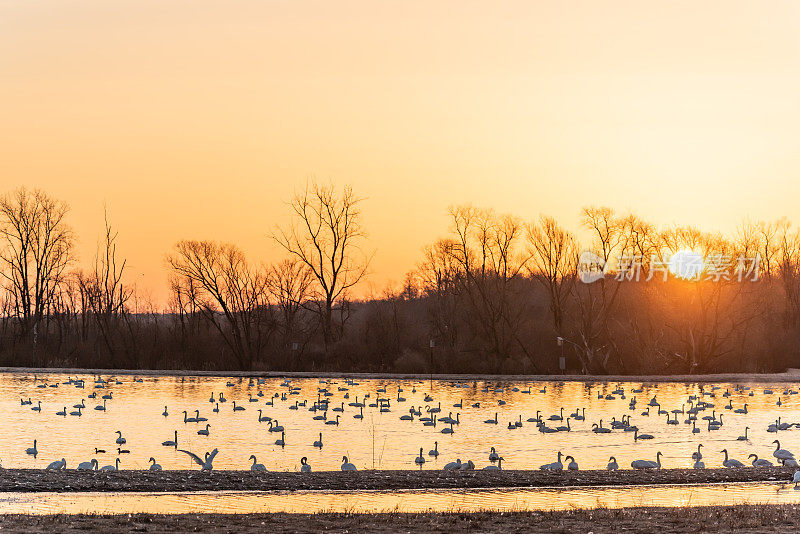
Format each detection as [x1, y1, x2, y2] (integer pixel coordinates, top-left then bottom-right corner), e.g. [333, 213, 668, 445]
[668, 249, 705, 280]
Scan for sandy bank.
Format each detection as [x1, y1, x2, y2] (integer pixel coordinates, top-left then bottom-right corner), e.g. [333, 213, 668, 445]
[2, 505, 800, 533]
[0, 467, 794, 493]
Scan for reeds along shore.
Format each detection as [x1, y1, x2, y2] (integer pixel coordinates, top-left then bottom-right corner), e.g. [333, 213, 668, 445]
[3, 186, 800, 376]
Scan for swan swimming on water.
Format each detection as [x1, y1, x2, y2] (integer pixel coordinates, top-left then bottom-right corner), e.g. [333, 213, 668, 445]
[46, 458, 66, 470]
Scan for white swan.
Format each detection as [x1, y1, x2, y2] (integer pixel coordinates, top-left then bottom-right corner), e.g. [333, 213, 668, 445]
[313, 433, 323, 448]
[300, 457, 311, 472]
[197, 424, 210, 436]
[249, 454, 267, 471]
[773, 440, 795, 461]
[77, 459, 98, 470]
[749, 454, 773, 467]
[721, 449, 745, 468]
[149, 457, 162, 471]
[274, 431, 285, 447]
[178, 448, 219, 471]
[162, 430, 178, 448]
[606, 456, 618, 471]
[443, 458, 462, 470]
[25, 440, 37, 456]
[566, 455, 579, 471]
[692, 444, 703, 461]
[631, 452, 662, 470]
[483, 457, 503, 470]
[693, 458, 705, 469]
[415, 447, 426, 465]
[540, 452, 564, 471]
[99, 458, 120, 471]
[341, 455, 357, 471]
[46, 458, 66, 470]
[114, 431, 126, 445]
[793, 470, 800, 489]
[489, 447, 499, 462]
[428, 441, 439, 457]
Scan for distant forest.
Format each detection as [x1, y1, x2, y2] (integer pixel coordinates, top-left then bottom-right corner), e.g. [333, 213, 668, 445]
[1, 183, 799, 375]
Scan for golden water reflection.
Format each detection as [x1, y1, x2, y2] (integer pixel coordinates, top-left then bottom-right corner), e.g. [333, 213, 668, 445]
[1, 372, 798, 472]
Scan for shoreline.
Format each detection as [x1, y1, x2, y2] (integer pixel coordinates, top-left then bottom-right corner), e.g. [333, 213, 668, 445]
[0, 467, 794, 493]
[2, 366, 800, 384]
[1, 505, 800, 533]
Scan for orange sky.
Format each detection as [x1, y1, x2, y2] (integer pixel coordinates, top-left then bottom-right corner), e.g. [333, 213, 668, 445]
[2, 1, 800, 306]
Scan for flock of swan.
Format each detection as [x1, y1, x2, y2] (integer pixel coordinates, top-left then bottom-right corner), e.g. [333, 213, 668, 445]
[7, 374, 800, 485]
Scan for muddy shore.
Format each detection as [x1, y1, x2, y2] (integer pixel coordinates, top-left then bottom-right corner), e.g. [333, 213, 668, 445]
[2, 505, 800, 533]
[3, 366, 800, 383]
[0, 467, 794, 493]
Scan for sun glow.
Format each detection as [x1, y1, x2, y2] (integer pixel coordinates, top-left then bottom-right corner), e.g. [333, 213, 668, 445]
[668, 249, 705, 280]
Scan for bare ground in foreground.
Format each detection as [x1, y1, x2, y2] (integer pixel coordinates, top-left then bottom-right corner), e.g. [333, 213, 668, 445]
[0, 467, 794, 492]
[2, 505, 800, 533]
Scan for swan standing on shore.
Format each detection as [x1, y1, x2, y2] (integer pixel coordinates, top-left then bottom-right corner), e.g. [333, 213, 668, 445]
[606, 456, 618, 471]
[46, 458, 66, 470]
[178, 448, 218, 471]
[249, 455, 267, 471]
[540, 452, 563, 471]
[77, 459, 98, 470]
[341, 456, 357, 471]
[631, 452, 662, 470]
[721, 449, 745, 468]
[100, 458, 120, 471]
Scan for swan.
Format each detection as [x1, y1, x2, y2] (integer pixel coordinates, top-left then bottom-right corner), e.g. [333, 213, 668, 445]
[721, 449, 745, 468]
[592, 420, 611, 433]
[300, 457, 311, 472]
[415, 448, 426, 465]
[399, 410, 414, 421]
[274, 431, 285, 447]
[773, 440, 795, 461]
[459, 460, 475, 470]
[99, 458, 120, 471]
[633, 429, 654, 441]
[793, 470, 800, 489]
[213, 403, 220, 413]
[749, 454, 773, 467]
[197, 424, 210, 436]
[484, 413, 498, 425]
[117, 447, 130, 454]
[162, 406, 169, 417]
[25, 440, 38, 456]
[231, 401, 244, 412]
[566, 455, 579, 471]
[354, 406, 364, 419]
[95, 399, 107, 411]
[46, 458, 66, 470]
[483, 457, 503, 470]
[95, 447, 106, 454]
[548, 408, 564, 421]
[693, 458, 705, 469]
[733, 403, 748, 414]
[606, 456, 618, 471]
[195, 410, 208, 422]
[183, 411, 197, 423]
[325, 415, 341, 426]
[489, 447, 499, 462]
[443, 458, 462, 470]
[77, 459, 98, 470]
[269, 420, 284, 433]
[178, 448, 219, 471]
[428, 442, 439, 457]
[149, 457, 162, 471]
[31, 401, 42, 412]
[692, 444, 703, 461]
[73, 400, 85, 409]
[115, 431, 126, 445]
[737, 427, 749, 441]
[249, 455, 267, 471]
[162, 431, 178, 448]
[340, 456, 357, 471]
[631, 452, 662, 470]
[55, 407, 67, 416]
[540, 452, 564, 471]
[209, 393, 215, 403]
[313, 433, 323, 448]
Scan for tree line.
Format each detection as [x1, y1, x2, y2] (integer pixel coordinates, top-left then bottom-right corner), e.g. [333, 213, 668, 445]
[1, 184, 799, 375]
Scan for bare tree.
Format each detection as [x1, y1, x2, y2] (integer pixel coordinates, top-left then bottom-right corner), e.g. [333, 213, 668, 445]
[167, 240, 271, 369]
[266, 258, 313, 345]
[76, 210, 134, 364]
[0, 187, 73, 343]
[273, 181, 371, 347]
[527, 215, 577, 335]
